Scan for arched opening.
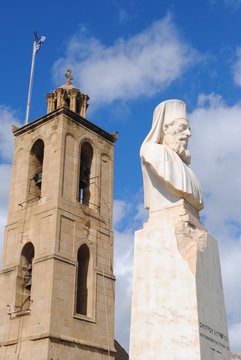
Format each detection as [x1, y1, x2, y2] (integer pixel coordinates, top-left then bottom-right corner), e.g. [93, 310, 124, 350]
[76, 99, 80, 114]
[65, 96, 70, 109]
[79, 142, 93, 206]
[76, 244, 90, 315]
[29, 139, 44, 198]
[15, 242, 35, 311]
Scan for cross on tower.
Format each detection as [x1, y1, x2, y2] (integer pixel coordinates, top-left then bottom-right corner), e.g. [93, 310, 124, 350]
[65, 68, 73, 84]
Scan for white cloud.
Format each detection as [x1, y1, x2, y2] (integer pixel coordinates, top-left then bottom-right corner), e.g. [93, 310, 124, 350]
[0, 105, 21, 162]
[222, 238, 241, 321]
[190, 98, 241, 232]
[233, 47, 241, 87]
[113, 196, 146, 352]
[53, 15, 199, 107]
[190, 96, 241, 353]
[0, 164, 12, 209]
[113, 200, 130, 228]
[197, 92, 225, 108]
[114, 230, 133, 352]
[229, 322, 241, 353]
[0, 106, 20, 265]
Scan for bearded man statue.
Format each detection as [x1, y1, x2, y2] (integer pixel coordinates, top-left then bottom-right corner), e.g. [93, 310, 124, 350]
[140, 99, 203, 212]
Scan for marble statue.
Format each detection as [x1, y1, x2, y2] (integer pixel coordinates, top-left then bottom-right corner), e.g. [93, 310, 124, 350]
[140, 99, 203, 211]
[130, 99, 231, 360]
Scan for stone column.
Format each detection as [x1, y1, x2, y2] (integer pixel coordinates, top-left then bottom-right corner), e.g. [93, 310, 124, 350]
[55, 88, 65, 108]
[80, 95, 89, 118]
[46, 93, 55, 113]
[69, 88, 79, 112]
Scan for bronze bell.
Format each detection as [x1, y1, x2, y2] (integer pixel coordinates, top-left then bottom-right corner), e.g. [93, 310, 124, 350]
[33, 165, 42, 188]
[79, 165, 90, 189]
[35, 172, 42, 187]
[25, 276, 32, 291]
[25, 268, 32, 291]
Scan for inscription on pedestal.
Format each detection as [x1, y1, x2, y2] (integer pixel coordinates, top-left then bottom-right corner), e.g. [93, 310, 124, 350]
[199, 322, 230, 354]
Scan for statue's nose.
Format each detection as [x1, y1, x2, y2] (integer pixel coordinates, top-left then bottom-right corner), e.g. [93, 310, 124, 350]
[185, 128, 191, 137]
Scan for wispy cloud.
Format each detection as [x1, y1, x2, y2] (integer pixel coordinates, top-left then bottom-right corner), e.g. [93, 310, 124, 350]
[197, 92, 225, 108]
[118, 8, 131, 24]
[224, 0, 241, 6]
[113, 196, 147, 351]
[53, 15, 199, 108]
[0, 106, 21, 162]
[211, 0, 241, 8]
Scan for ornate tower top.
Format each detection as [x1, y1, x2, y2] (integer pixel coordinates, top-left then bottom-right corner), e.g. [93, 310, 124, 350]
[46, 69, 89, 118]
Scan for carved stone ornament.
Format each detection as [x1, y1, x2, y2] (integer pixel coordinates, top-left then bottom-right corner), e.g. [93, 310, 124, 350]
[140, 99, 203, 211]
[65, 68, 73, 84]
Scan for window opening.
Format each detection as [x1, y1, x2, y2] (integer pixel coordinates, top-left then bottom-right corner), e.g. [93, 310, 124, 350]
[15, 242, 35, 312]
[76, 99, 80, 114]
[29, 139, 44, 198]
[79, 142, 93, 206]
[76, 244, 90, 315]
[65, 96, 70, 109]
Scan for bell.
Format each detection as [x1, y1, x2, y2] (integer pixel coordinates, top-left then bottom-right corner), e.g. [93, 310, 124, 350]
[25, 267, 32, 291]
[25, 276, 32, 291]
[33, 165, 42, 188]
[79, 177, 89, 189]
[35, 172, 42, 187]
[79, 165, 90, 189]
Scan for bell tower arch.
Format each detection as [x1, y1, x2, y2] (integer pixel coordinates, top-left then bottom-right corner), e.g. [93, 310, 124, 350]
[0, 70, 118, 360]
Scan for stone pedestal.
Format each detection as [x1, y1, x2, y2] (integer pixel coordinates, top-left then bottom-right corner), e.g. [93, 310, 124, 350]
[129, 201, 230, 360]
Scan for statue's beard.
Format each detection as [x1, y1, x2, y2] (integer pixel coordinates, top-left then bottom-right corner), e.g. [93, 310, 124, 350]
[175, 143, 191, 165]
[164, 138, 191, 165]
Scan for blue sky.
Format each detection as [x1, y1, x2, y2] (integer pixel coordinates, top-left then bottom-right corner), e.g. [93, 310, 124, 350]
[1, 0, 241, 354]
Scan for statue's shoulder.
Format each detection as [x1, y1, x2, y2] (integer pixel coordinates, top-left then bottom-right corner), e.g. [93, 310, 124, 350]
[141, 142, 165, 159]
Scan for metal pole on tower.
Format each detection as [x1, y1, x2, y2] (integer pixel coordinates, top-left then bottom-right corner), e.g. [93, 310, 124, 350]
[25, 36, 37, 125]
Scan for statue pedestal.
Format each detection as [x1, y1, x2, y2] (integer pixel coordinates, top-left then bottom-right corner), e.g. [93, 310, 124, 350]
[129, 201, 230, 360]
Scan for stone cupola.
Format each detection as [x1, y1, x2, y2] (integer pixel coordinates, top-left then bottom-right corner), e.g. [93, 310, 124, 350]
[46, 68, 89, 118]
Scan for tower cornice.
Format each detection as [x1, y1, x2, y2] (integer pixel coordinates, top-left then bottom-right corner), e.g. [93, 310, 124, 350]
[13, 107, 117, 143]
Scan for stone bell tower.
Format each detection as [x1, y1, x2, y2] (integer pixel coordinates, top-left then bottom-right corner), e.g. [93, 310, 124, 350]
[0, 69, 118, 360]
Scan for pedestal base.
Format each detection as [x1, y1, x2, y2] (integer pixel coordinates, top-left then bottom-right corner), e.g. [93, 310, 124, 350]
[129, 201, 230, 360]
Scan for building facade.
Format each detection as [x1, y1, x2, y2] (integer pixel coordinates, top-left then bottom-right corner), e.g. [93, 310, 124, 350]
[0, 73, 117, 359]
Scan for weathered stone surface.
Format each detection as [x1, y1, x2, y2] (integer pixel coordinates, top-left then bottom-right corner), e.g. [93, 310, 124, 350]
[231, 354, 241, 359]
